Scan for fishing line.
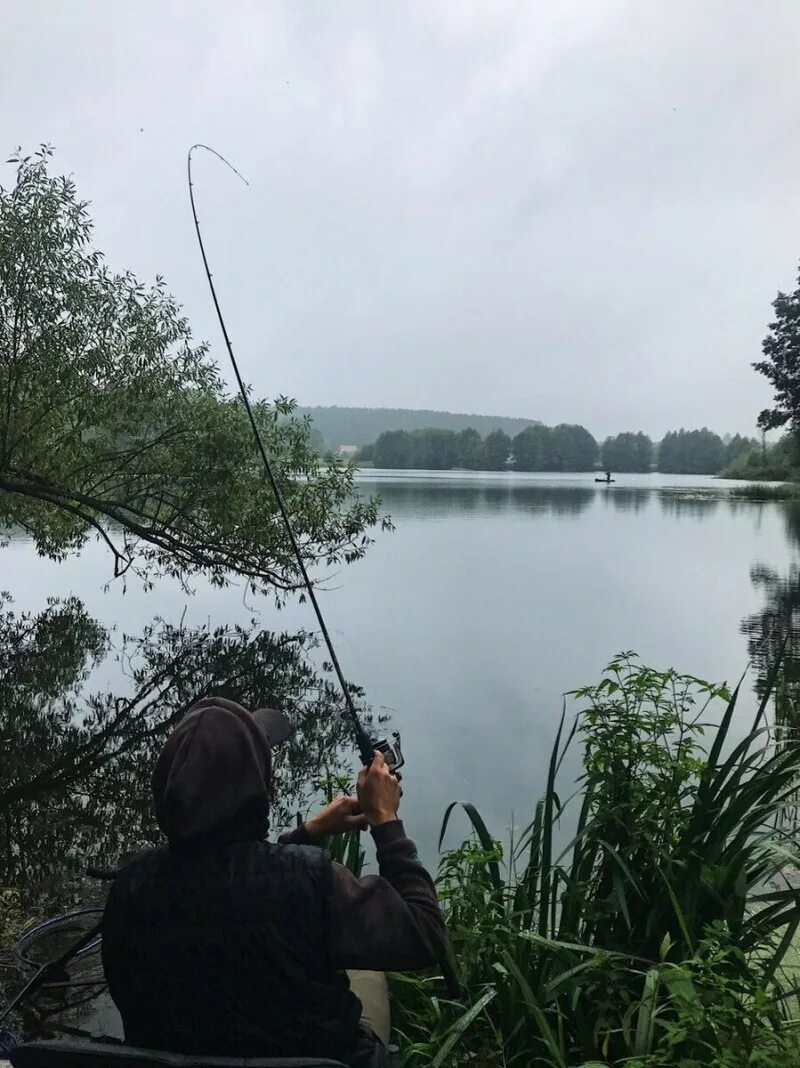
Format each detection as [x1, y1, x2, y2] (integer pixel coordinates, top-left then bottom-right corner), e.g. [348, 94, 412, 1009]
[187, 144, 373, 767]
[191, 146, 463, 1001]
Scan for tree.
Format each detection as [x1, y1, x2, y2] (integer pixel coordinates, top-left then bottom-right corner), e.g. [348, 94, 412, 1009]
[0, 148, 381, 595]
[309, 427, 327, 455]
[549, 424, 598, 471]
[753, 262, 800, 431]
[410, 429, 459, 470]
[724, 433, 754, 467]
[721, 435, 794, 480]
[658, 428, 724, 474]
[456, 427, 483, 470]
[482, 429, 511, 471]
[0, 595, 368, 902]
[601, 432, 653, 473]
[512, 425, 551, 471]
[373, 429, 412, 468]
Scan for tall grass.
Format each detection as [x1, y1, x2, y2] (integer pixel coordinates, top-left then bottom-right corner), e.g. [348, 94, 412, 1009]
[730, 483, 800, 502]
[389, 655, 800, 1066]
[302, 774, 367, 876]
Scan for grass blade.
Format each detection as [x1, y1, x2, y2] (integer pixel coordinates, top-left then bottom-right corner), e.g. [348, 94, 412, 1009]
[430, 988, 496, 1068]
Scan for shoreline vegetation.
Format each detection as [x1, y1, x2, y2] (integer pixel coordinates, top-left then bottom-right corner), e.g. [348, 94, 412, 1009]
[375, 654, 800, 1066]
[328, 420, 794, 481]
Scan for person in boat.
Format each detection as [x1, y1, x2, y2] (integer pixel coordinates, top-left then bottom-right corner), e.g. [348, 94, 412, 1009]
[101, 697, 447, 1067]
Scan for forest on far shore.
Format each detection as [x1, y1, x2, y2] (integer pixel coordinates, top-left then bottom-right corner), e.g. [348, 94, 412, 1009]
[354, 424, 767, 475]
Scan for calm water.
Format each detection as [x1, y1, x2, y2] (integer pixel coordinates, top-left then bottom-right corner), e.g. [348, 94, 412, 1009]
[6, 471, 799, 860]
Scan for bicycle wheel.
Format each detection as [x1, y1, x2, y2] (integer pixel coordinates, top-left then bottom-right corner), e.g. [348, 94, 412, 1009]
[15, 909, 103, 971]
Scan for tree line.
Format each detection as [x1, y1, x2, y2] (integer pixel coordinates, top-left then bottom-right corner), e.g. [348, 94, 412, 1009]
[299, 405, 541, 449]
[361, 424, 756, 474]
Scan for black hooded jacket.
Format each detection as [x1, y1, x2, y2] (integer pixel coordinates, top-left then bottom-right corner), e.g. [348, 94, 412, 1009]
[101, 699, 446, 1066]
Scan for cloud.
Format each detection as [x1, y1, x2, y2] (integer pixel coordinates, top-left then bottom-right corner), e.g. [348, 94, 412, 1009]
[2, 0, 799, 437]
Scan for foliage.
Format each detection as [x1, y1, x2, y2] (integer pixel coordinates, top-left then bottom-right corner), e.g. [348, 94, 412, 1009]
[411, 429, 461, 471]
[297, 406, 543, 449]
[366, 422, 770, 475]
[456, 427, 483, 471]
[308, 427, 327, 455]
[303, 776, 367, 878]
[725, 433, 760, 468]
[658, 428, 726, 475]
[0, 888, 30, 950]
[391, 655, 800, 1066]
[482, 429, 512, 471]
[549, 423, 599, 471]
[721, 436, 795, 482]
[373, 429, 414, 469]
[371, 426, 514, 471]
[0, 595, 368, 906]
[601, 432, 654, 473]
[754, 261, 800, 432]
[0, 147, 382, 596]
[370, 424, 599, 472]
[512, 425, 551, 471]
[0, 886, 31, 1031]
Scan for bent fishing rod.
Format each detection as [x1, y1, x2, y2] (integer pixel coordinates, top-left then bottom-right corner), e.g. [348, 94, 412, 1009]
[189, 146, 462, 1001]
[188, 143, 375, 768]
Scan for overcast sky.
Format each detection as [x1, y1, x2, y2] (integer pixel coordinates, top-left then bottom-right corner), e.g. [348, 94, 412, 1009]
[2, 1, 799, 439]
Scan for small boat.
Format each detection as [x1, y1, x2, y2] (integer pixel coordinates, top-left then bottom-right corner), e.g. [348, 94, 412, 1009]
[595, 477, 615, 484]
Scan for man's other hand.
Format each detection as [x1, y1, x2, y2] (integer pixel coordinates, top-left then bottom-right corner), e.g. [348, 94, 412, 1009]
[305, 796, 369, 841]
[357, 750, 402, 828]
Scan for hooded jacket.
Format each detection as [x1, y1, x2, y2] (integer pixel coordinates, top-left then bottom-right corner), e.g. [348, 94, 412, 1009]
[101, 699, 446, 1067]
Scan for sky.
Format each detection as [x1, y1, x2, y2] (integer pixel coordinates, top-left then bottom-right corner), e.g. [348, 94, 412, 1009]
[2, 1, 799, 440]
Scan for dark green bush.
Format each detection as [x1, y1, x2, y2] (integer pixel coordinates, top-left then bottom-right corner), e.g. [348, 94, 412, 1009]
[390, 656, 800, 1066]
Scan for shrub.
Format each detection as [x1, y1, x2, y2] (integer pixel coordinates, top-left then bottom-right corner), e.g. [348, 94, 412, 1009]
[391, 656, 800, 1066]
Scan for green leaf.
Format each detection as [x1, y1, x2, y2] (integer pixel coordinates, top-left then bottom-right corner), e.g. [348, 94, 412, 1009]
[430, 988, 496, 1068]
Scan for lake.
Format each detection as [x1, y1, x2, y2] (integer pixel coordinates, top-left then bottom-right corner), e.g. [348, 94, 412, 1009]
[5, 470, 799, 864]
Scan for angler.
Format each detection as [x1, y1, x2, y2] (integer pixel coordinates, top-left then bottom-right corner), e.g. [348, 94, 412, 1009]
[2, 699, 445, 1067]
[105, 697, 445, 1066]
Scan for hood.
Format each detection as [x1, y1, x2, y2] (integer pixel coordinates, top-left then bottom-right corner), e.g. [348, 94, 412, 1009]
[152, 697, 290, 847]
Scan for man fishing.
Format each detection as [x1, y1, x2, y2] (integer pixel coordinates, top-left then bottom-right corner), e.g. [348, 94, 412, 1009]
[101, 697, 446, 1068]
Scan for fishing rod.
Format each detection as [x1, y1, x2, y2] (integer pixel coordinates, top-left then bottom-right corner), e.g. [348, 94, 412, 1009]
[187, 143, 376, 768]
[189, 146, 462, 1002]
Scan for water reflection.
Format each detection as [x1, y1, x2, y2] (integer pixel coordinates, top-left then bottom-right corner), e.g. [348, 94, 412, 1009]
[365, 479, 597, 518]
[599, 487, 651, 513]
[0, 597, 361, 907]
[364, 479, 752, 521]
[658, 492, 720, 520]
[741, 504, 800, 711]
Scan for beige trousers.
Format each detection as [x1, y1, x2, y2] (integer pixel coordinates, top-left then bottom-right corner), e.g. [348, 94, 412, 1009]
[346, 970, 391, 1045]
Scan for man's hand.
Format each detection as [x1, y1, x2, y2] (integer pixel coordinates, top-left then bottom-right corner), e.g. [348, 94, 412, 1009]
[304, 796, 368, 842]
[357, 750, 402, 828]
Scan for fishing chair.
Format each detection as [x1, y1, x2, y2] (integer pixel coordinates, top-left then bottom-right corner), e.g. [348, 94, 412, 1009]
[8, 1039, 399, 1068]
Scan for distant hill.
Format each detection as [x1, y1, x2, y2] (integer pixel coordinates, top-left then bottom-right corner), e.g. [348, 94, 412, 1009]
[297, 406, 542, 449]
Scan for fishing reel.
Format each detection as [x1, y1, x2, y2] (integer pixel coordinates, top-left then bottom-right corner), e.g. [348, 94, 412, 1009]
[371, 730, 404, 776]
